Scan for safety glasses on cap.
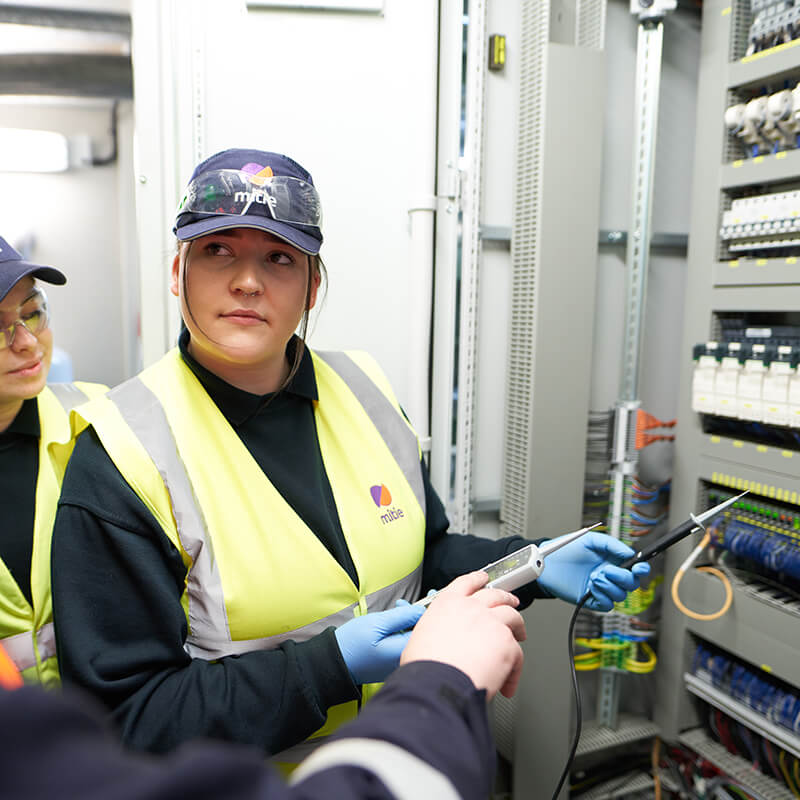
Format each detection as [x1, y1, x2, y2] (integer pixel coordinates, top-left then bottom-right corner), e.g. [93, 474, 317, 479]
[0, 286, 49, 350]
[177, 169, 322, 228]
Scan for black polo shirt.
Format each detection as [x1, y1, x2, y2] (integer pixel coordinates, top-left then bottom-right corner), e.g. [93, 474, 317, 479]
[0, 398, 39, 605]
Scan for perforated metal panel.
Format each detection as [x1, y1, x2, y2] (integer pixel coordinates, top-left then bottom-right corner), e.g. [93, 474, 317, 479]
[576, 0, 606, 49]
[681, 728, 793, 799]
[728, 0, 753, 62]
[501, 0, 549, 537]
[490, 693, 516, 763]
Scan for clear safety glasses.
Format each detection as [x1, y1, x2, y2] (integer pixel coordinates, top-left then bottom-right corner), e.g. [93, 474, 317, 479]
[0, 287, 49, 350]
[177, 169, 323, 227]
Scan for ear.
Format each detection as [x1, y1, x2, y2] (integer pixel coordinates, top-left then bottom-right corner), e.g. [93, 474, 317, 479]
[170, 253, 181, 297]
[307, 263, 322, 310]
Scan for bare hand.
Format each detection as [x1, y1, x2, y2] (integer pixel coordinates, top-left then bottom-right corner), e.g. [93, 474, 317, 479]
[400, 572, 526, 699]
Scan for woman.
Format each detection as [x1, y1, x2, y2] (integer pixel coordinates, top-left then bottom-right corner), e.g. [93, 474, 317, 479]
[0, 237, 105, 686]
[51, 148, 648, 761]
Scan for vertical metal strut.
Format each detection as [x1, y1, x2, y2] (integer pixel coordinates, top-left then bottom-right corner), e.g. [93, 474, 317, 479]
[600, 17, 666, 729]
[452, 0, 488, 534]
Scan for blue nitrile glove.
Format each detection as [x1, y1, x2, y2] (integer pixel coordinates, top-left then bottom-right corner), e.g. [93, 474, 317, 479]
[536, 532, 651, 612]
[334, 601, 425, 685]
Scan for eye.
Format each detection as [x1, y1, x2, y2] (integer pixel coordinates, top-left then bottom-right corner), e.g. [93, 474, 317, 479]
[267, 250, 295, 266]
[203, 241, 234, 257]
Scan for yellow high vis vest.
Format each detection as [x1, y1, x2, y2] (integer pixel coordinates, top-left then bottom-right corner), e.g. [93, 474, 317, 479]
[0, 382, 106, 686]
[74, 348, 426, 762]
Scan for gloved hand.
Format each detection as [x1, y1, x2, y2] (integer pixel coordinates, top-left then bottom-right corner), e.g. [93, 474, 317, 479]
[334, 602, 425, 685]
[536, 532, 651, 612]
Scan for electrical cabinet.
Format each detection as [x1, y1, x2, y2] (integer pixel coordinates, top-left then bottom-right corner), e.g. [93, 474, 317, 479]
[655, 3, 800, 797]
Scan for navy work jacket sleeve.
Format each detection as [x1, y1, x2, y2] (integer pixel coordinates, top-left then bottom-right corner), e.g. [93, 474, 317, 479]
[0, 661, 496, 800]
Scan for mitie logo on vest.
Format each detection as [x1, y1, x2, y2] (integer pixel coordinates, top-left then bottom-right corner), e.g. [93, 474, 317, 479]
[369, 484, 405, 526]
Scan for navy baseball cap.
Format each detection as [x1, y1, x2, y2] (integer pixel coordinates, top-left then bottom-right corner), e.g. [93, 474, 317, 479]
[0, 236, 65, 303]
[173, 148, 324, 255]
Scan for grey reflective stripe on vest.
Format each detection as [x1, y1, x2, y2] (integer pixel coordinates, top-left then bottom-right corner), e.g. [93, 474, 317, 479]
[315, 351, 426, 517]
[289, 738, 461, 800]
[1, 622, 56, 672]
[107, 377, 232, 651]
[47, 382, 90, 412]
[107, 372, 422, 660]
[185, 566, 422, 660]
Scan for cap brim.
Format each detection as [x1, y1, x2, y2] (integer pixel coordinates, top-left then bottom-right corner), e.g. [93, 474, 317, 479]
[174, 214, 322, 255]
[0, 262, 66, 302]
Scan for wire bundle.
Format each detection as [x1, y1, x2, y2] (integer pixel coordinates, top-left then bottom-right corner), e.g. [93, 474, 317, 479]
[707, 706, 800, 799]
[715, 518, 800, 582]
[573, 637, 657, 674]
[627, 477, 671, 538]
[574, 611, 658, 673]
[692, 644, 800, 735]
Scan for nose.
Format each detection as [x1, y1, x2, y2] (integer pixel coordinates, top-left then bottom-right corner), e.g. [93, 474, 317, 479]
[9, 320, 38, 352]
[230, 256, 264, 298]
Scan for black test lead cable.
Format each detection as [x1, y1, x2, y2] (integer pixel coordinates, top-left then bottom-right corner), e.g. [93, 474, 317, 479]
[549, 489, 749, 800]
[550, 590, 592, 800]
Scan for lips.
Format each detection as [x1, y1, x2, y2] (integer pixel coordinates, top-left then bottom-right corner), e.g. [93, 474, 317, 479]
[221, 308, 266, 323]
[8, 357, 42, 375]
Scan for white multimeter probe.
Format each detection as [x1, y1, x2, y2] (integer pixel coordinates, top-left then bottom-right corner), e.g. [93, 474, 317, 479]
[415, 522, 603, 607]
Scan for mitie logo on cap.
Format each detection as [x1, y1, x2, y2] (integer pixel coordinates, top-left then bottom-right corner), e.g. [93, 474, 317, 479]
[234, 163, 277, 210]
[370, 484, 405, 526]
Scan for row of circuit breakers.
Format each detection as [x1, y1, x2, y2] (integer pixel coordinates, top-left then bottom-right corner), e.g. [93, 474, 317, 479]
[747, 0, 800, 57]
[692, 339, 800, 427]
[720, 188, 800, 253]
[725, 86, 800, 158]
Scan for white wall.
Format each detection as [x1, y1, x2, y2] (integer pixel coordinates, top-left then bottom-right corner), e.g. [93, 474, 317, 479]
[0, 99, 138, 387]
[132, 1, 440, 433]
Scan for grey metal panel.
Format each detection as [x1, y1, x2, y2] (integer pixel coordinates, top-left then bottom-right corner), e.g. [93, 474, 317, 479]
[507, 38, 606, 800]
[728, 42, 800, 90]
[681, 571, 800, 688]
[512, 600, 575, 800]
[655, 0, 800, 744]
[697, 435, 800, 481]
[696, 453, 800, 493]
[710, 284, 800, 310]
[720, 150, 800, 189]
[713, 258, 800, 286]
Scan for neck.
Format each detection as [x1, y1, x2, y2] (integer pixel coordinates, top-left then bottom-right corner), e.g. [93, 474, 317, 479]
[187, 341, 291, 395]
[0, 398, 24, 434]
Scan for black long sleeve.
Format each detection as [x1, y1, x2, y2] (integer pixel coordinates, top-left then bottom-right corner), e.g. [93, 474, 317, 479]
[420, 458, 549, 608]
[52, 428, 359, 755]
[0, 661, 495, 800]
